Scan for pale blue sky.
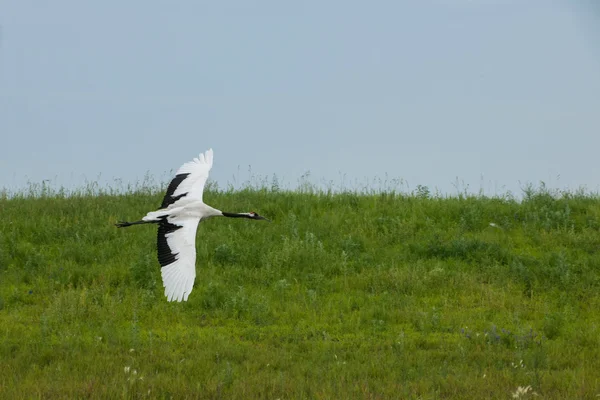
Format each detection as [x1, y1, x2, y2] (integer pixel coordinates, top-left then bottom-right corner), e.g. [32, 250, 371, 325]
[1, 0, 599, 195]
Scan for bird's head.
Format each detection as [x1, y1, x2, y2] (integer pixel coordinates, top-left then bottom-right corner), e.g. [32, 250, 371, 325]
[247, 211, 271, 222]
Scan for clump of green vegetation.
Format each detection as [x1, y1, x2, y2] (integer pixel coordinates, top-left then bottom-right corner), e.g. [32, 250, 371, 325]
[1, 181, 599, 399]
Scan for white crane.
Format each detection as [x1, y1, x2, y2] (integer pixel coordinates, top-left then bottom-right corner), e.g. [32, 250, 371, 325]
[116, 149, 270, 302]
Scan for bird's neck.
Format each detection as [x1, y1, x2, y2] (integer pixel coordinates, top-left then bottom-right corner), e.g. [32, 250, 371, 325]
[222, 212, 251, 219]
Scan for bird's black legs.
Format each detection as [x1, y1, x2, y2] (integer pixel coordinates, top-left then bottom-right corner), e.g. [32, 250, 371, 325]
[115, 220, 152, 228]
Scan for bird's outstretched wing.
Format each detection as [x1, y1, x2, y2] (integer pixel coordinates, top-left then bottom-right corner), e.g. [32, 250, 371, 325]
[157, 216, 200, 302]
[160, 149, 214, 208]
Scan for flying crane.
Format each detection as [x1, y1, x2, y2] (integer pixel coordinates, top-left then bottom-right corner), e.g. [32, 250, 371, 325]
[116, 149, 270, 302]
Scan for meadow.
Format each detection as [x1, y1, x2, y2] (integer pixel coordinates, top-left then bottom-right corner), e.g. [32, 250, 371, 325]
[1, 180, 599, 399]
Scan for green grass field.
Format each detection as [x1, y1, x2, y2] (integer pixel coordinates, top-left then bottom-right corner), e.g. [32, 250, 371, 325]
[1, 182, 599, 399]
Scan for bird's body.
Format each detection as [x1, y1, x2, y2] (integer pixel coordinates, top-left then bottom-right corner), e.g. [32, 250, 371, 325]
[116, 149, 269, 302]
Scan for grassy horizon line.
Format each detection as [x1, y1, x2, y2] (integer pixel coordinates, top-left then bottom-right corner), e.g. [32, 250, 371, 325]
[1, 174, 598, 203]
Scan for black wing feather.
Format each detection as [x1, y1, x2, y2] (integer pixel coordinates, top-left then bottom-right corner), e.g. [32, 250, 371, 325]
[160, 173, 190, 208]
[157, 218, 183, 267]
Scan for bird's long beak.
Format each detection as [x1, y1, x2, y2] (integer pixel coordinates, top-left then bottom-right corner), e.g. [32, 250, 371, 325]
[258, 215, 271, 222]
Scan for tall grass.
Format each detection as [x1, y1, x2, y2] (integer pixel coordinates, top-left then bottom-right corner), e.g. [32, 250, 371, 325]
[1, 180, 599, 399]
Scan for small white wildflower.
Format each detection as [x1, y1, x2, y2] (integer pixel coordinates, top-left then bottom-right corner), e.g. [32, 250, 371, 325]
[489, 222, 505, 230]
[512, 386, 536, 399]
[132, 369, 138, 375]
[129, 348, 135, 353]
[124, 366, 130, 373]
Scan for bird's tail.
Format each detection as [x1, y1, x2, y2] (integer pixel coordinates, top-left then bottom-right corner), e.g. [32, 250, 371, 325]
[142, 207, 183, 222]
[116, 207, 183, 227]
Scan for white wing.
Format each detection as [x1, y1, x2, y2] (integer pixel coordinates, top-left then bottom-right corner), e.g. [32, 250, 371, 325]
[160, 149, 214, 208]
[157, 216, 200, 302]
